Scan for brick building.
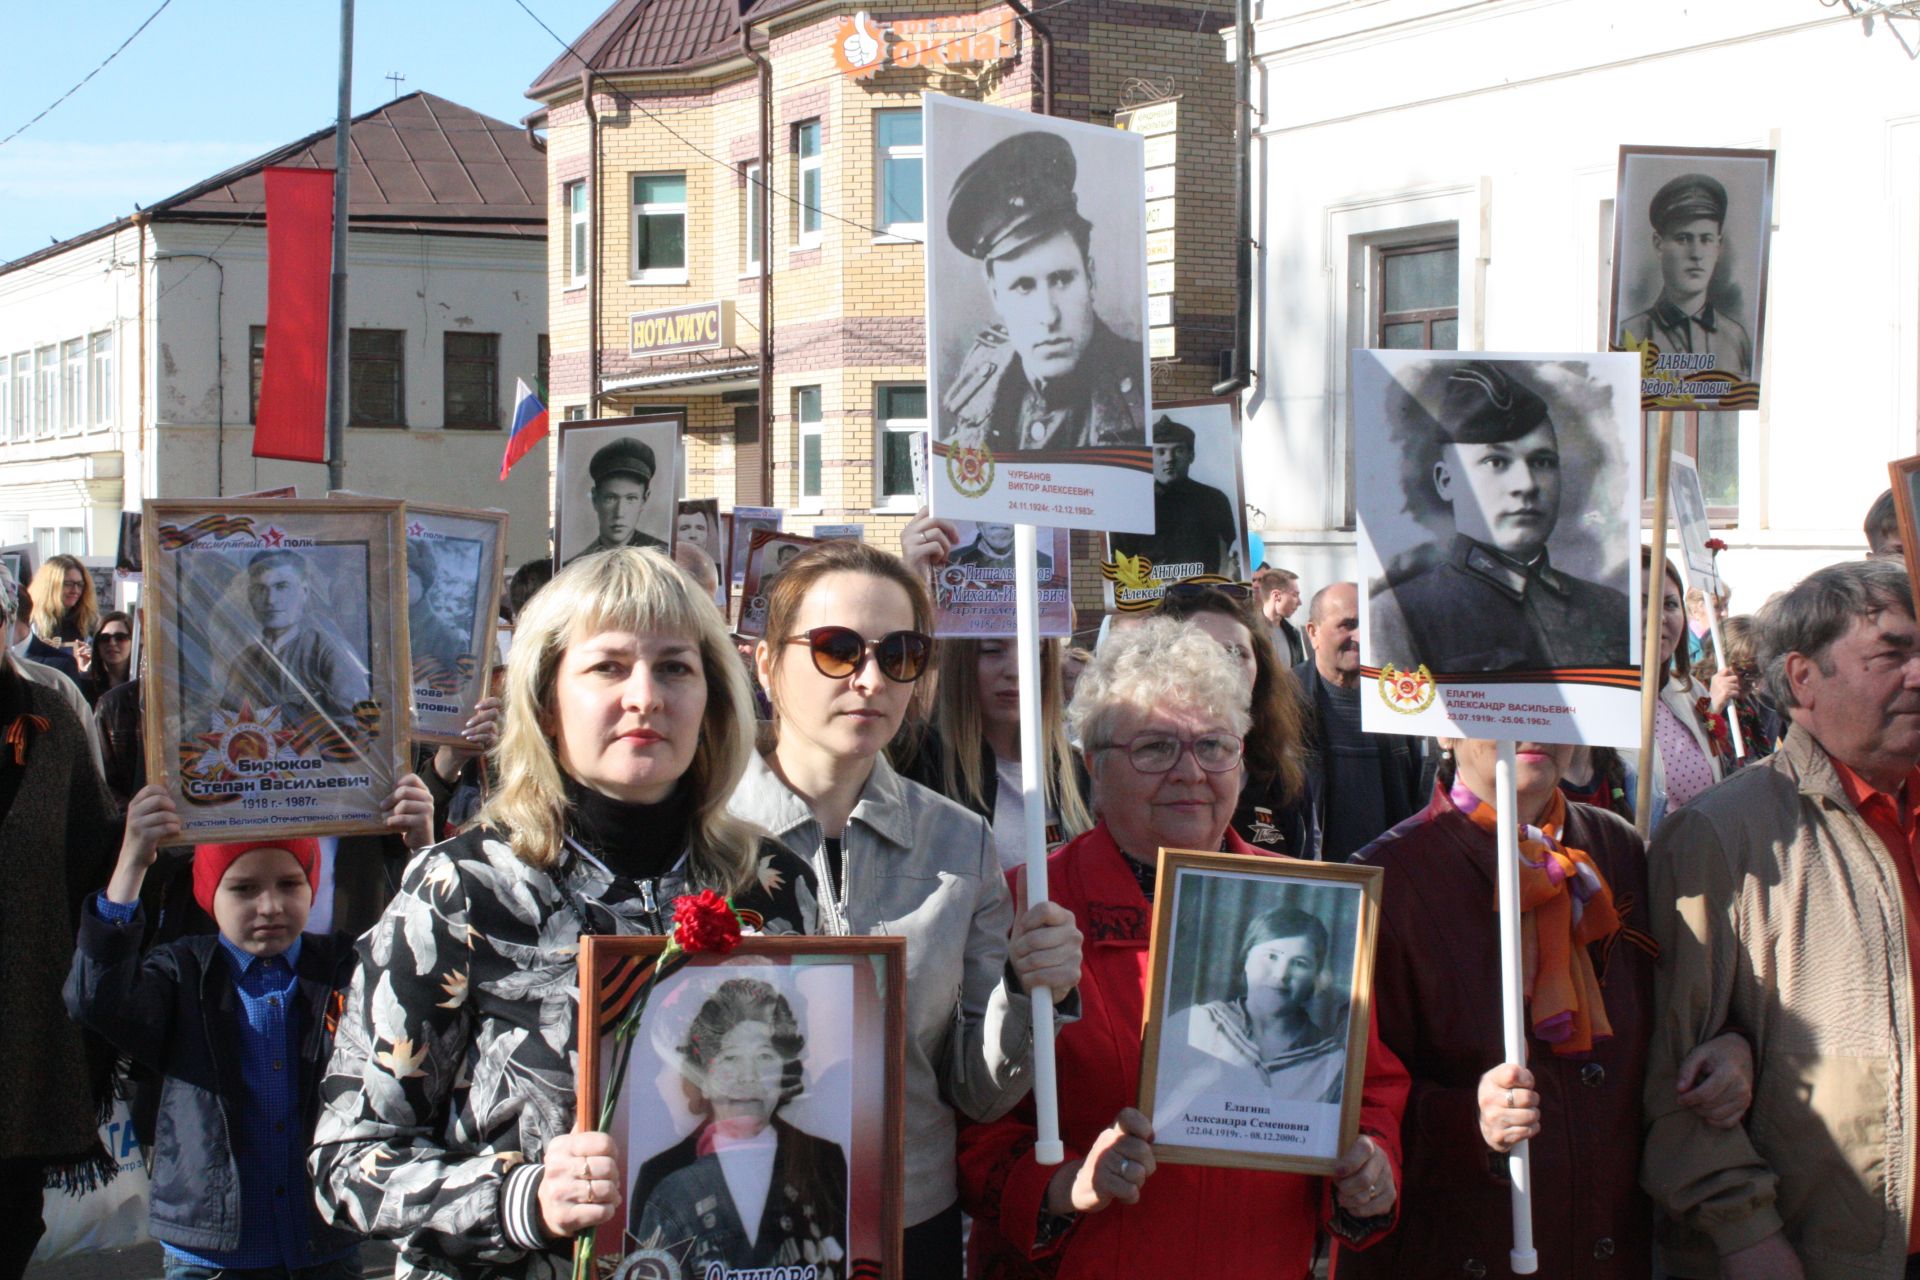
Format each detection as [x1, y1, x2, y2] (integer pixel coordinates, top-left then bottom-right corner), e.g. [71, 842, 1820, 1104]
[525, 0, 1239, 621]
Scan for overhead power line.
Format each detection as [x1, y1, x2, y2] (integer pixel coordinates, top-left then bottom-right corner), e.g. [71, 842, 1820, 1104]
[0, 0, 176, 150]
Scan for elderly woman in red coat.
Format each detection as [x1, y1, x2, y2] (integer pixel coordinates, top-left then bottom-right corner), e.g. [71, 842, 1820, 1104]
[957, 619, 1408, 1279]
[1341, 738, 1755, 1279]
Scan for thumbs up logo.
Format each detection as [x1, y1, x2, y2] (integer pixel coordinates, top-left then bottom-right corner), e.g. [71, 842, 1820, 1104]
[833, 11, 887, 77]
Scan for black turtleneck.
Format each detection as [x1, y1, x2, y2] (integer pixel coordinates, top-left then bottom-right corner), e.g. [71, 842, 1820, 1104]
[563, 774, 692, 883]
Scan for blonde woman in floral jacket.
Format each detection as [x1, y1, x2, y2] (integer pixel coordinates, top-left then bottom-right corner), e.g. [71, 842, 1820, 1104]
[309, 550, 815, 1280]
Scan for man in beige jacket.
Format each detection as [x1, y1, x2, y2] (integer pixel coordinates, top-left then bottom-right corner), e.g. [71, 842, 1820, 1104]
[1645, 558, 1920, 1279]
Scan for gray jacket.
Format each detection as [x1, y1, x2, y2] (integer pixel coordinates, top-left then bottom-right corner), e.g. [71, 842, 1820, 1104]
[730, 751, 1042, 1225]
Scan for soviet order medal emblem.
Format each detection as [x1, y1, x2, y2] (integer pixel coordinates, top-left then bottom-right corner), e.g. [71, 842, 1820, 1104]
[1378, 663, 1437, 715]
[947, 441, 995, 498]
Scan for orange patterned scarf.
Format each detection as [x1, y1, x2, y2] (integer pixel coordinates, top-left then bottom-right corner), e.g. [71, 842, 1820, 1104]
[1453, 784, 1621, 1055]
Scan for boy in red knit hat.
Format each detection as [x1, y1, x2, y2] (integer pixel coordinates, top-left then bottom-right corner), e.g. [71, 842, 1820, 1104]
[65, 785, 363, 1280]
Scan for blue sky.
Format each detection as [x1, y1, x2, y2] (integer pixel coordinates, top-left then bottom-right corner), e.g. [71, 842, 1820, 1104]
[0, 0, 611, 264]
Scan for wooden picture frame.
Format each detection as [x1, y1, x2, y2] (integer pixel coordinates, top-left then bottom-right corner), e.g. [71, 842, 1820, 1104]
[554, 415, 682, 571]
[402, 503, 509, 748]
[1889, 455, 1920, 605]
[577, 935, 907, 1279]
[1137, 848, 1383, 1175]
[737, 530, 821, 638]
[140, 497, 411, 841]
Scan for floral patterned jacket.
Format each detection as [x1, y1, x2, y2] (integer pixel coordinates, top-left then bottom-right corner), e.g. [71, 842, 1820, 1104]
[308, 824, 816, 1280]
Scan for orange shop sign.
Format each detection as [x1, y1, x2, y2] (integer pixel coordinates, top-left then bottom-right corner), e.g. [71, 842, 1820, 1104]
[832, 10, 1018, 78]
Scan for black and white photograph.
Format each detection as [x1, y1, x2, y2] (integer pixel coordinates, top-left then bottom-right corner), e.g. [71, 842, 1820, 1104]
[1354, 351, 1643, 747]
[1610, 145, 1775, 411]
[1105, 399, 1248, 611]
[1139, 850, 1380, 1174]
[404, 503, 508, 747]
[554, 415, 682, 568]
[1668, 452, 1717, 589]
[738, 530, 821, 638]
[1, 543, 36, 595]
[924, 93, 1154, 533]
[141, 497, 410, 840]
[673, 497, 728, 609]
[932, 522, 1072, 638]
[729, 505, 783, 588]
[578, 937, 906, 1280]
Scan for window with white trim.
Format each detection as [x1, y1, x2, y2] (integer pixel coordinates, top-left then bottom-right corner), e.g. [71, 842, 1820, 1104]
[742, 162, 765, 273]
[60, 338, 84, 435]
[631, 173, 688, 283]
[566, 181, 589, 288]
[876, 384, 925, 506]
[795, 121, 823, 248]
[35, 346, 57, 437]
[875, 110, 923, 238]
[0, 360, 10, 445]
[10, 354, 28, 442]
[795, 385, 823, 505]
[88, 331, 112, 429]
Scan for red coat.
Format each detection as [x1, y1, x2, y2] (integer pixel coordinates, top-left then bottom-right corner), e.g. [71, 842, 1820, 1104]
[957, 823, 1409, 1280]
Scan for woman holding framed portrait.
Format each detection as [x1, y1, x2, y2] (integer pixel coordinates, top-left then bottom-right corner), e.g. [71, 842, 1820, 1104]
[957, 619, 1409, 1279]
[729, 539, 1083, 1280]
[1345, 737, 1755, 1279]
[309, 549, 818, 1280]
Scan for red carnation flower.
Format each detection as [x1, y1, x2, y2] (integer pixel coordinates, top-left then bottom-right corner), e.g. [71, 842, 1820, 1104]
[1704, 537, 1727, 552]
[672, 890, 742, 955]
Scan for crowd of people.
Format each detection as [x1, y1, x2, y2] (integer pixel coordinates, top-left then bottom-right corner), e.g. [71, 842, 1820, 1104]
[2, 483, 1917, 1280]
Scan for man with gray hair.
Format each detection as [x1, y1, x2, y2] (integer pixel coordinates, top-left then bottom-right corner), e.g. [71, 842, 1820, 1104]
[1643, 558, 1920, 1279]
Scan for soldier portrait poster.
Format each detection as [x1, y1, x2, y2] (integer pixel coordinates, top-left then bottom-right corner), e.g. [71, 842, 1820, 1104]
[738, 530, 822, 638]
[404, 503, 508, 748]
[924, 93, 1155, 534]
[554, 416, 682, 570]
[672, 497, 729, 610]
[1609, 146, 1775, 412]
[1668, 452, 1718, 592]
[1137, 850, 1380, 1176]
[933, 522, 1073, 639]
[1103, 399, 1249, 611]
[1354, 351, 1643, 749]
[577, 935, 906, 1280]
[141, 497, 410, 841]
[729, 505, 784, 588]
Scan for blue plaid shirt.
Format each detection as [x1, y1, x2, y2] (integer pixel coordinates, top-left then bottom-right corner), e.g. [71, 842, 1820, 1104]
[91, 896, 349, 1271]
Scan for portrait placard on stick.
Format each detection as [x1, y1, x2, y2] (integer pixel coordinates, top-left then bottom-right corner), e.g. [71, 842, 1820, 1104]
[577, 936, 906, 1280]
[1139, 850, 1381, 1175]
[728, 506, 784, 588]
[1609, 146, 1775, 412]
[738, 530, 822, 638]
[672, 498, 728, 610]
[403, 503, 508, 748]
[1354, 351, 1643, 748]
[554, 416, 681, 569]
[1103, 398, 1248, 611]
[924, 93, 1153, 533]
[932, 522, 1072, 638]
[141, 498, 410, 841]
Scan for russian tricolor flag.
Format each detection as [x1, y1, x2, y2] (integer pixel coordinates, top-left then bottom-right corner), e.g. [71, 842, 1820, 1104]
[500, 378, 549, 481]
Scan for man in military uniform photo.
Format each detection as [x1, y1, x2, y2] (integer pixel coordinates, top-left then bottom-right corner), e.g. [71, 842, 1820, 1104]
[565, 437, 668, 565]
[1110, 415, 1241, 580]
[937, 130, 1145, 455]
[1616, 173, 1753, 379]
[406, 545, 469, 666]
[949, 521, 1053, 577]
[219, 549, 372, 723]
[1369, 361, 1631, 674]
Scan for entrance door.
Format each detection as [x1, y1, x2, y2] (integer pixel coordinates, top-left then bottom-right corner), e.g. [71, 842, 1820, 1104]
[733, 402, 764, 506]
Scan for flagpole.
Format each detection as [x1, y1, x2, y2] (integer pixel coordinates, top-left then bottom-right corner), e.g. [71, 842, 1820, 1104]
[325, 0, 355, 492]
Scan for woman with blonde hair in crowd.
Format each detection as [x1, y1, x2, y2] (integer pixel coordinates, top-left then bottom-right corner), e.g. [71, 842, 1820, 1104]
[24, 554, 100, 679]
[310, 549, 816, 1279]
[731, 538, 1083, 1279]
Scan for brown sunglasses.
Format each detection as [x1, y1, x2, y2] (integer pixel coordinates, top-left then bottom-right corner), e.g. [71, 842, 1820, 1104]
[784, 626, 933, 683]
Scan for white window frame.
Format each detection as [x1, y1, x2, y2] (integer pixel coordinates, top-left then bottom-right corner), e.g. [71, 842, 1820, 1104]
[874, 109, 924, 242]
[34, 345, 57, 438]
[742, 162, 765, 275]
[874, 383, 927, 512]
[566, 180, 589, 290]
[795, 121, 823, 250]
[630, 172, 689, 286]
[0, 359, 10, 445]
[795, 384, 823, 508]
[88, 330, 113, 430]
[60, 338, 85, 436]
[10, 354, 28, 442]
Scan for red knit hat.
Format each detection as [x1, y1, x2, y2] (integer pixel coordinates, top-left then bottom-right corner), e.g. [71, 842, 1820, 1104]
[193, 839, 322, 916]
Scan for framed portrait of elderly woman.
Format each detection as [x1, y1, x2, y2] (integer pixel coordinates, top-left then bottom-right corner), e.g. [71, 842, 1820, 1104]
[1138, 849, 1383, 1175]
[140, 497, 411, 842]
[399, 502, 508, 748]
[577, 935, 907, 1280]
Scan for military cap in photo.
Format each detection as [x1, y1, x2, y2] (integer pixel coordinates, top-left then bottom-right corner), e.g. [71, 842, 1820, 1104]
[408, 546, 437, 591]
[1151, 415, 1197, 451]
[1438, 361, 1550, 445]
[1648, 173, 1728, 232]
[946, 131, 1092, 262]
[589, 437, 657, 488]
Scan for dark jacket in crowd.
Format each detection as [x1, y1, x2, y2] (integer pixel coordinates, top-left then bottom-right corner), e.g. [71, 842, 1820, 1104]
[64, 906, 362, 1260]
[20, 630, 82, 686]
[95, 676, 143, 807]
[1291, 658, 1424, 860]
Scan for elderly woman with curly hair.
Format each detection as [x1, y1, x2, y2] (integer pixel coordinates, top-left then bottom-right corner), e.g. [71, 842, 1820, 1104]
[309, 550, 817, 1280]
[958, 619, 1408, 1280]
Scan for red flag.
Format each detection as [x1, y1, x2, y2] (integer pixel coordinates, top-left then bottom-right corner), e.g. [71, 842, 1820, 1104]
[254, 167, 335, 463]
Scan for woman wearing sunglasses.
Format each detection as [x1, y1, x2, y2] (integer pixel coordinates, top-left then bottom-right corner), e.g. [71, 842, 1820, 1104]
[729, 539, 1084, 1280]
[894, 512, 1093, 867]
[1155, 579, 1316, 858]
[87, 610, 136, 704]
[958, 618, 1408, 1279]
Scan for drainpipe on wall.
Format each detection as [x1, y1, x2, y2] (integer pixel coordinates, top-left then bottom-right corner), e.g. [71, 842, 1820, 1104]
[741, 18, 774, 505]
[582, 71, 602, 419]
[1005, 0, 1053, 116]
[1211, 0, 1253, 397]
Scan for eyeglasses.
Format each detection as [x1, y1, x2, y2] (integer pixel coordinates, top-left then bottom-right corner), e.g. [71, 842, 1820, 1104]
[1100, 731, 1245, 774]
[784, 626, 933, 683]
[1161, 579, 1252, 605]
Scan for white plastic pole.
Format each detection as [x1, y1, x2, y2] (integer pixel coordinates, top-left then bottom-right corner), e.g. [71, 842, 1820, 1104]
[1014, 522, 1064, 1164]
[1494, 740, 1539, 1274]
